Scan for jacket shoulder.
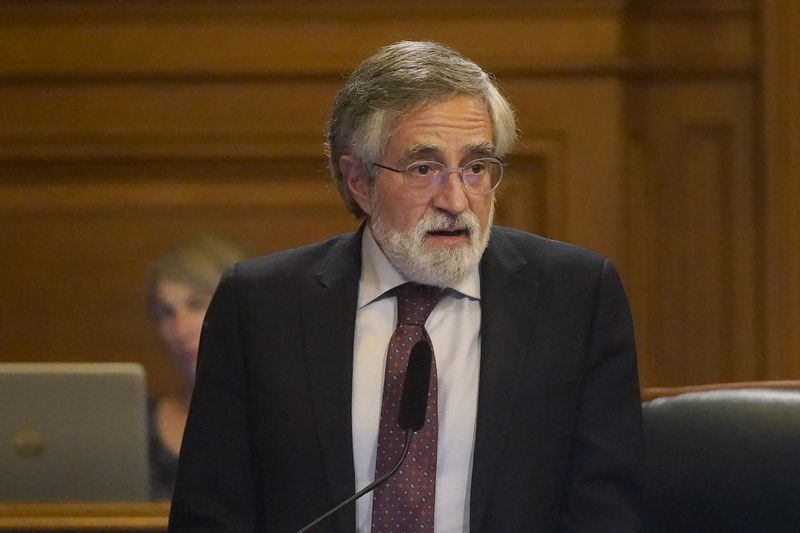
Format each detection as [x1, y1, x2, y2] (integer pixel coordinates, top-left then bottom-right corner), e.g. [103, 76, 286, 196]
[489, 226, 608, 271]
[236, 233, 361, 280]
[225, 229, 361, 290]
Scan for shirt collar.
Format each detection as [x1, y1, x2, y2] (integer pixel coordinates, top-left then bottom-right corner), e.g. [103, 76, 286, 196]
[358, 225, 481, 309]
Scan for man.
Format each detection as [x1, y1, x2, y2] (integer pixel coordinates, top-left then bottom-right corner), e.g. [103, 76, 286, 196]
[169, 41, 642, 532]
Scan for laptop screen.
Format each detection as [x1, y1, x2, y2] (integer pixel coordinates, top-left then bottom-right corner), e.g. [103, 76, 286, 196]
[0, 362, 149, 502]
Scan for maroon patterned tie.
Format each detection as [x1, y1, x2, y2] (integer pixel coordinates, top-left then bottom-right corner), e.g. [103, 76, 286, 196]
[371, 282, 443, 532]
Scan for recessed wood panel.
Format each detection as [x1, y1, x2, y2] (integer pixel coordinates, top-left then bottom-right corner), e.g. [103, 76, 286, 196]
[626, 80, 758, 386]
[504, 78, 628, 260]
[496, 155, 550, 236]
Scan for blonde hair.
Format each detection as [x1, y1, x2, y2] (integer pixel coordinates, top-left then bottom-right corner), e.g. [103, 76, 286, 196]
[145, 233, 250, 320]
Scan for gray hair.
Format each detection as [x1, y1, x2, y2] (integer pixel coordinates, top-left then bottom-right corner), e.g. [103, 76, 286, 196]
[326, 41, 517, 218]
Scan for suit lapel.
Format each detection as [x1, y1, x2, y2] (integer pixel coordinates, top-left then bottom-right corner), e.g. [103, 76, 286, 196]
[470, 229, 539, 531]
[300, 230, 362, 533]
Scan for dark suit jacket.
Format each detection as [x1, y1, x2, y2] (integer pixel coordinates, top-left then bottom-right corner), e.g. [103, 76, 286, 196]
[169, 226, 643, 532]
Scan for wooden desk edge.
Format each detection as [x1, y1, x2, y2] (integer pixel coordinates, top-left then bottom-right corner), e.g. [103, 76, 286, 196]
[0, 502, 169, 531]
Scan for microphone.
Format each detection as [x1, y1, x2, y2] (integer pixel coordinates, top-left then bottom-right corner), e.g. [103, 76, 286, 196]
[296, 341, 433, 533]
[398, 340, 433, 431]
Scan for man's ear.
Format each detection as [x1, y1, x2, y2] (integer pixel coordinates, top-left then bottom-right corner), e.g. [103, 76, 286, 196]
[340, 155, 372, 216]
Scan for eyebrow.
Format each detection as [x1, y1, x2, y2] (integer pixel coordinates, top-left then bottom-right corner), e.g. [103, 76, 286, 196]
[401, 144, 440, 164]
[466, 141, 497, 158]
[400, 141, 497, 165]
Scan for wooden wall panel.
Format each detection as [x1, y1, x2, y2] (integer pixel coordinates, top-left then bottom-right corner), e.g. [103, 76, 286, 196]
[626, 81, 758, 385]
[763, 0, 800, 379]
[505, 79, 628, 259]
[626, 0, 757, 72]
[0, 0, 774, 395]
[0, 81, 337, 159]
[0, 1, 629, 76]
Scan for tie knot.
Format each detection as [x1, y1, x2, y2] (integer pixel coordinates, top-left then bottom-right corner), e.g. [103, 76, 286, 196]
[394, 282, 443, 327]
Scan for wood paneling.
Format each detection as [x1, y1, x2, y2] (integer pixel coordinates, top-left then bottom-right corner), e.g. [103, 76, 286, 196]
[1, 0, 786, 398]
[0, 81, 337, 159]
[0, 1, 630, 77]
[762, 0, 800, 379]
[505, 78, 629, 258]
[625, 80, 758, 385]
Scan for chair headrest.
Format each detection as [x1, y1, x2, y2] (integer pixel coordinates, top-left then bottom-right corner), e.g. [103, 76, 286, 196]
[642, 388, 800, 532]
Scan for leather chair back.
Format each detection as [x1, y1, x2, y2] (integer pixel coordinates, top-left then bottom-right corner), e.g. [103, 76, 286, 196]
[642, 386, 800, 532]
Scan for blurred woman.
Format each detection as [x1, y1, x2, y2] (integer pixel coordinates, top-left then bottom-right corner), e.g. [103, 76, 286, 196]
[145, 233, 250, 500]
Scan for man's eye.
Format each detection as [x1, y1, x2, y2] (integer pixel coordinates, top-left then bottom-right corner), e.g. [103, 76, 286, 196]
[468, 162, 487, 174]
[410, 164, 433, 176]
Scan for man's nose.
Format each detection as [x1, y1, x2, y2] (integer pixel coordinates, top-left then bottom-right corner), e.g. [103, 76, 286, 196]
[431, 170, 468, 213]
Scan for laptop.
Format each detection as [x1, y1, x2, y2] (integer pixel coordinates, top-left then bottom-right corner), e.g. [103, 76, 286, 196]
[0, 362, 149, 502]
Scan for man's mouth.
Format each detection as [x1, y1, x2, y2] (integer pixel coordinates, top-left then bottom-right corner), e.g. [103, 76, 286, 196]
[427, 228, 469, 238]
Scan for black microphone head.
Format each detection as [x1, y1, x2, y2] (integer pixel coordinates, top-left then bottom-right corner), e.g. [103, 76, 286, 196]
[398, 341, 433, 432]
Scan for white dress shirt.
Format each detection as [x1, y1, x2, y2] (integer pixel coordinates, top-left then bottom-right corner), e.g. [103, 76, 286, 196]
[352, 227, 481, 532]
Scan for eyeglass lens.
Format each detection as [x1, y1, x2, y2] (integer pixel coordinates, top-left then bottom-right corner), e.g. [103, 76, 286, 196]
[404, 158, 502, 195]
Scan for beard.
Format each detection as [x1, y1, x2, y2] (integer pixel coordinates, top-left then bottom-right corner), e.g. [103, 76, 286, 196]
[369, 193, 494, 287]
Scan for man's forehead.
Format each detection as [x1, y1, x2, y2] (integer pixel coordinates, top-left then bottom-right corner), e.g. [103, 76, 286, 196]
[394, 95, 490, 128]
[379, 94, 494, 163]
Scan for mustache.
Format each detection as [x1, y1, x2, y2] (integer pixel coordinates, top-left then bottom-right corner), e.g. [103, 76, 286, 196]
[417, 210, 479, 234]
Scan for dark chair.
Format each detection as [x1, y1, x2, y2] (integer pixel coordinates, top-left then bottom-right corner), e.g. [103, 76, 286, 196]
[641, 382, 800, 533]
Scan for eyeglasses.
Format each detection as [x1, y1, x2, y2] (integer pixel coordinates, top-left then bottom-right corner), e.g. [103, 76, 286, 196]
[372, 157, 505, 196]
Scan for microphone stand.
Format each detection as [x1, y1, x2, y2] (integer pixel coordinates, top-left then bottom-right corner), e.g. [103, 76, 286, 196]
[296, 430, 414, 533]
